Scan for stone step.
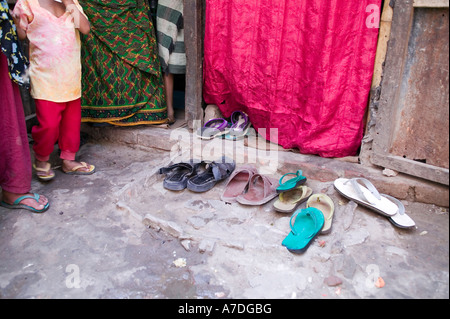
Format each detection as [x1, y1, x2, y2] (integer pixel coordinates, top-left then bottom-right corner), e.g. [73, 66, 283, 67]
[81, 123, 449, 207]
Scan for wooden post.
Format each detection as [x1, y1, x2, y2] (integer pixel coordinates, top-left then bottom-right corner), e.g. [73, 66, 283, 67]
[183, 0, 204, 129]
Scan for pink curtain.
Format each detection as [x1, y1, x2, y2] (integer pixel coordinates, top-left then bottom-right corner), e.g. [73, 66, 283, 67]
[203, 0, 381, 158]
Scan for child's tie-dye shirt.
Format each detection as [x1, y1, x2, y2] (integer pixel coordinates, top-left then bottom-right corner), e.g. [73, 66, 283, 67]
[13, 0, 87, 102]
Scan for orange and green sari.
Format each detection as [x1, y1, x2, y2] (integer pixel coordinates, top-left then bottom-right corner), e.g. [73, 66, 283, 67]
[79, 0, 167, 126]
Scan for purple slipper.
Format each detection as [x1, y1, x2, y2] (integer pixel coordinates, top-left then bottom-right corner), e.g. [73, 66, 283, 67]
[196, 118, 230, 139]
[225, 111, 250, 140]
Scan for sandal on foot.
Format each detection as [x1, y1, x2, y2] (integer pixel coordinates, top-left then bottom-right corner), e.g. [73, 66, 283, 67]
[306, 194, 335, 234]
[63, 162, 96, 175]
[273, 185, 313, 213]
[282, 207, 324, 253]
[33, 162, 55, 181]
[0, 193, 49, 213]
[167, 117, 176, 125]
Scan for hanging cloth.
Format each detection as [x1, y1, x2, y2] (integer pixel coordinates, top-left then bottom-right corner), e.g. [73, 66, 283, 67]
[203, 0, 381, 158]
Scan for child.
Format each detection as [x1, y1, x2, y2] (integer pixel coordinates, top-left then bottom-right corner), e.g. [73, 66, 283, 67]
[13, 0, 95, 180]
[156, 0, 186, 124]
[1, 0, 49, 213]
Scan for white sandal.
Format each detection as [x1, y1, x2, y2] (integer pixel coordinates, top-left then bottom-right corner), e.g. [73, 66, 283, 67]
[334, 178, 415, 229]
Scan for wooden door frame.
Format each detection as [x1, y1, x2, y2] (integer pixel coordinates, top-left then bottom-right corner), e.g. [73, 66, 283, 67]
[183, 0, 204, 129]
[371, 0, 449, 185]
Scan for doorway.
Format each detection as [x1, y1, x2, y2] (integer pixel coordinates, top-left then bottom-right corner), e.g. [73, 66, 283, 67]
[151, 0, 188, 125]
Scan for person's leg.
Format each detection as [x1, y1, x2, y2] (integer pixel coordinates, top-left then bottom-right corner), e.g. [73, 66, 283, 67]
[0, 54, 48, 210]
[58, 98, 80, 162]
[32, 99, 65, 178]
[163, 73, 175, 123]
[58, 99, 94, 173]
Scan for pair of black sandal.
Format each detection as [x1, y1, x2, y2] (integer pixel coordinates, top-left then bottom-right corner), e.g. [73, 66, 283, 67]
[159, 157, 235, 193]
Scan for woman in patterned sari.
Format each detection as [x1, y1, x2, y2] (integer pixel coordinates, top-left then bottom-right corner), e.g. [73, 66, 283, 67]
[79, 0, 168, 126]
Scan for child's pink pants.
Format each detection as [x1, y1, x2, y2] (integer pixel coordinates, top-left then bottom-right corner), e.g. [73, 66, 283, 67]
[32, 99, 81, 162]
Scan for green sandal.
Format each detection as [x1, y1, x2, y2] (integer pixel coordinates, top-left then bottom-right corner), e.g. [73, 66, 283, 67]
[276, 170, 307, 193]
[0, 193, 49, 213]
[282, 207, 324, 253]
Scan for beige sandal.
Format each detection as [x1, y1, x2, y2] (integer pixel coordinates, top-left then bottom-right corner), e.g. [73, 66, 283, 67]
[33, 162, 55, 181]
[306, 194, 335, 234]
[273, 185, 313, 213]
[63, 162, 96, 175]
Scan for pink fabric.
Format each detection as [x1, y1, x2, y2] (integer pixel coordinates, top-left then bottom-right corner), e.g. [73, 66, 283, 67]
[203, 0, 381, 157]
[32, 99, 81, 162]
[0, 53, 32, 194]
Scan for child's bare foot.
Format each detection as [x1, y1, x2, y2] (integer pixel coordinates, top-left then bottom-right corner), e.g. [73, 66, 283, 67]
[34, 160, 55, 181]
[62, 160, 96, 175]
[1, 190, 49, 213]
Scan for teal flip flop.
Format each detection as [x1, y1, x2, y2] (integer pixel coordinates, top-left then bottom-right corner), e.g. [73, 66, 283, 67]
[0, 193, 49, 213]
[282, 207, 324, 253]
[276, 170, 307, 193]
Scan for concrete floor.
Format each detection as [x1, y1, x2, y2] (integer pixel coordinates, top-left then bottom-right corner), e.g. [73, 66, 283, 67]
[0, 127, 448, 299]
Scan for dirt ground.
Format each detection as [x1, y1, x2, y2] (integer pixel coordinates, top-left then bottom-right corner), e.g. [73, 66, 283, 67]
[0, 138, 448, 299]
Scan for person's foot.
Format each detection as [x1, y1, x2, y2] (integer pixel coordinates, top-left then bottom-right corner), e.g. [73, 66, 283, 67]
[1, 190, 49, 211]
[34, 160, 55, 181]
[167, 110, 176, 124]
[62, 160, 96, 174]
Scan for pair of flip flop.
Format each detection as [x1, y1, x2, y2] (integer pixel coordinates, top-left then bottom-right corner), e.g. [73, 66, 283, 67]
[220, 166, 279, 205]
[0, 193, 49, 214]
[34, 162, 96, 181]
[277, 169, 337, 252]
[334, 177, 415, 229]
[159, 157, 235, 193]
[196, 111, 250, 140]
